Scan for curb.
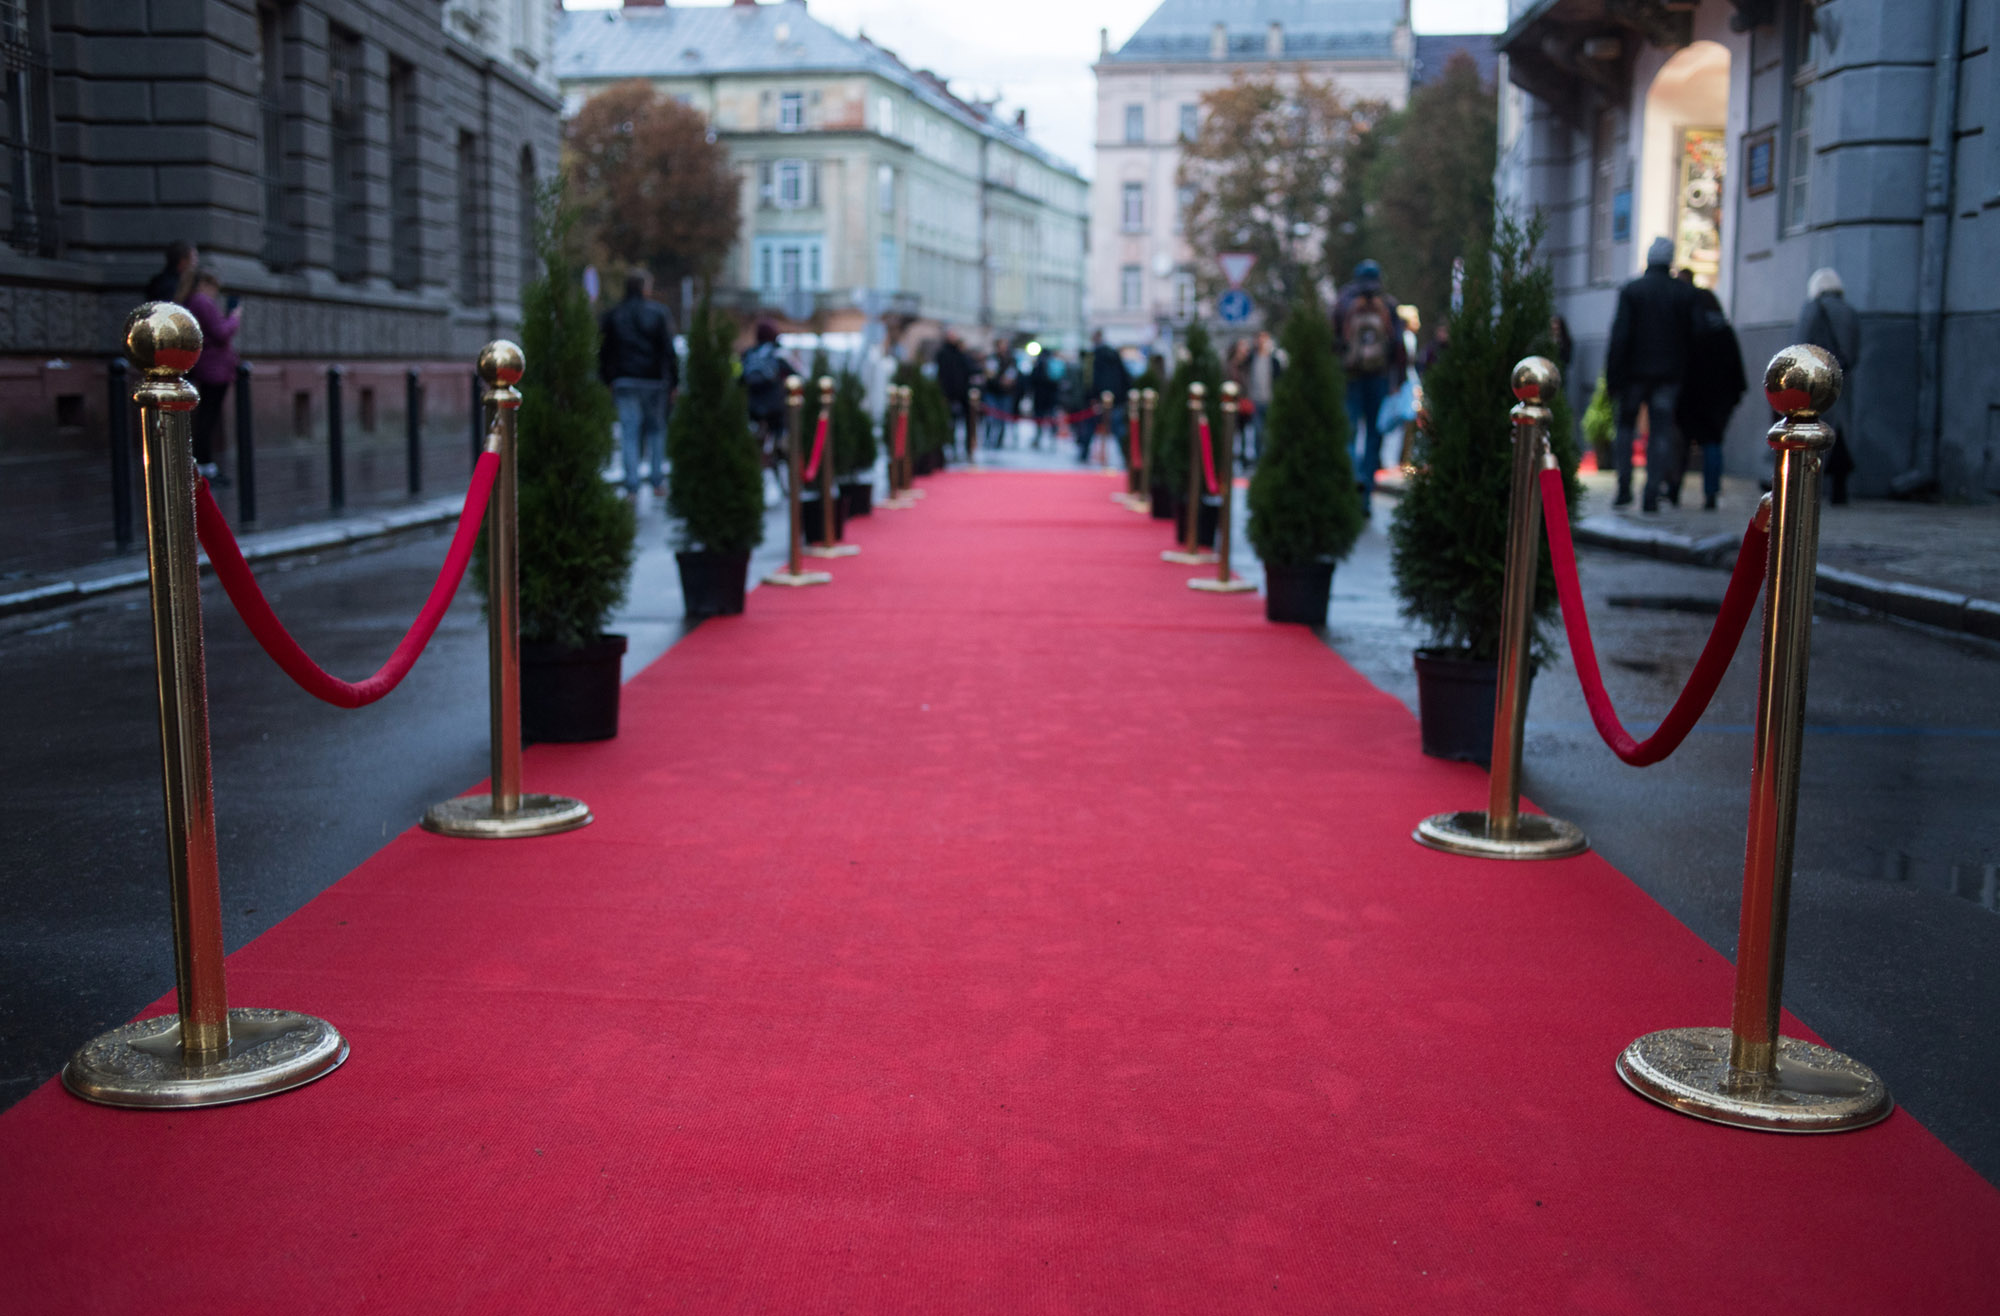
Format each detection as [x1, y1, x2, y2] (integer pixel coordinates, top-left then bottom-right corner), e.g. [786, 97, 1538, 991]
[0, 496, 467, 623]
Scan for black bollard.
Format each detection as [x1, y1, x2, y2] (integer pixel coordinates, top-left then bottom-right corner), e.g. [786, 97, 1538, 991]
[234, 361, 257, 523]
[107, 356, 133, 552]
[405, 367, 423, 496]
[327, 364, 345, 513]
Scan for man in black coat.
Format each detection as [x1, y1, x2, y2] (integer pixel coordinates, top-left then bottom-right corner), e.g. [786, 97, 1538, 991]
[934, 332, 974, 452]
[1605, 237, 1698, 510]
[146, 239, 198, 303]
[1673, 270, 1746, 510]
[1080, 330, 1128, 464]
[598, 271, 679, 496]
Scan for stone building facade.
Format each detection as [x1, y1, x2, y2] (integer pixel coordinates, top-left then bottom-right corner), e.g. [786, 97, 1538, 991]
[556, 0, 1089, 353]
[1090, 0, 1415, 349]
[0, 0, 561, 568]
[1497, 0, 2000, 500]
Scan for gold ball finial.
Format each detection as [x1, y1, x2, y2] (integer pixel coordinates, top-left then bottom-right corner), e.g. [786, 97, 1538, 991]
[1221, 381, 1240, 401]
[1764, 344, 1842, 420]
[786, 375, 805, 398]
[477, 340, 525, 389]
[1511, 356, 1561, 407]
[124, 302, 203, 376]
[1188, 381, 1207, 402]
[818, 375, 835, 402]
[1142, 387, 1157, 403]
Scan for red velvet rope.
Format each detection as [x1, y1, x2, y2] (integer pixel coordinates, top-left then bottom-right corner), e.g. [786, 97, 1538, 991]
[1197, 417, 1219, 495]
[802, 413, 829, 483]
[893, 410, 909, 461]
[1539, 466, 1769, 767]
[1128, 413, 1142, 468]
[980, 402, 1103, 425]
[194, 450, 500, 709]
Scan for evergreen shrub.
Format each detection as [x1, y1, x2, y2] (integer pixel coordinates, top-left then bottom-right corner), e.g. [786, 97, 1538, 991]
[1247, 304, 1363, 567]
[1154, 321, 1224, 500]
[831, 368, 876, 477]
[1389, 213, 1580, 665]
[666, 297, 765, 554]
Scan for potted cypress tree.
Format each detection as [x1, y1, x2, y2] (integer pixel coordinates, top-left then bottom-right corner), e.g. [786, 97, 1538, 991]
[900, 364, 950, 474]
[1389, 214, 1580, 762]
[505, 190, 638, 743]
[1154, 322, 1224, 547]
[832, 368, 877, 518]
[1247, 304, 1363, 625]
[667, 298, 765, 619]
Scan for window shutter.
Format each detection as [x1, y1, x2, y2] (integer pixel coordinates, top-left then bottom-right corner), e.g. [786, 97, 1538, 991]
[808, 161, 821, 209]
[760, 89, 773, 129]
[759, 161, 775, 209]
[807, 89, 821, 128]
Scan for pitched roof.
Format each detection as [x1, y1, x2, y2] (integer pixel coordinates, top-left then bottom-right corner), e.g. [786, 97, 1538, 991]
[1105, 0, 1405, 65]
[555, 1, 1081, 178]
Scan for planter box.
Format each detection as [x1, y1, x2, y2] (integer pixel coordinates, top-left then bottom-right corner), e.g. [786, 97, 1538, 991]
[799, 489, 847, 541]
[1177, 495, 1220, 549]
[1264, 561, 1335, 626]
[1412, 648, 1500, 765]
[522, 633, 627, 744]
[840, 479, 873, 518]
[675, 550, 749, 620]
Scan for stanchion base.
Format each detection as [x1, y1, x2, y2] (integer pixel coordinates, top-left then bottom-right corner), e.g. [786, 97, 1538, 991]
[422, 792, 592, 839]
[1616, 1027, 1893, 1133]
[1190, 576, 1256, 593]
[1413, 810, 1589, 860]
[880, 497, 919, 510]
[63, 1008, 347, 1109]
[1162, 549, 1218, 565]
[763, 569, 833, 588]
[803, 544, 860, 558]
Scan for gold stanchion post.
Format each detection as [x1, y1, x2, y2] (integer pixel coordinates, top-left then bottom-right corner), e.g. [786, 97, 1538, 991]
[1413, 358, 1589, 860]
[881, 386, 915, 509]
[1615, 346, 1892, 1132]
[1136, 387, 1156, 510]
[1163, 381, 1218, 565]
[967, 384, 982, 461]
[1097, 391, 1115, 466]
[424, 342, 593, 839]
[1191, 382, 1255, 594]
[62, 303, 348, 1108]
[804, 376, 858, 559]
[764, 376, 832, 586]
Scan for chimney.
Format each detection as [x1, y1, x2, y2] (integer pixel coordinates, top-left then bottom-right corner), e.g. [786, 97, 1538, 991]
[1014, 108, 1027, 131]
[1267, 23, 1284, 57]
[1099, 27, 1110, 59]
[1210, 22, 1227, 60]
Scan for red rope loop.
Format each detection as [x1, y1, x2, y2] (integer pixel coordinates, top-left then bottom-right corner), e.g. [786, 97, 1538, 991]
[1128, 413, 1142, 467]
[893, 410, 909, 460]
[1197, 416, 1219, 496]
[1540, 466, 1769, 767]
[802, 413, 829, 483]
[194, 450, 501, 709]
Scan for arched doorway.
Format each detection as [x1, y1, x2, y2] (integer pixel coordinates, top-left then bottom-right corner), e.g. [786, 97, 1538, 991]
[1639, 41, 1730, 289]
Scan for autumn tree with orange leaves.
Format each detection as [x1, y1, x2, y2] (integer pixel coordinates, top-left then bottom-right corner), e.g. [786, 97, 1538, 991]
[566, 80, 741, 294]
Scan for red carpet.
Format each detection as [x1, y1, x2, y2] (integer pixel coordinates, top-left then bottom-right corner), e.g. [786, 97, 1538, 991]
[4, 471, 1997, 1313]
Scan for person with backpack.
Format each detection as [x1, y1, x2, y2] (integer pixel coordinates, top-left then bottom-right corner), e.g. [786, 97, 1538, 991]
[1606, 236, 1699, 511]
[741, 320, 797, 488]
[1790, 267, 1861, 505]
[1331, 259, 1410, 509]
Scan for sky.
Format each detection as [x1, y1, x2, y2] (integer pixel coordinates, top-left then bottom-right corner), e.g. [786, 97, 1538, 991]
[559, 1, 1509, 176]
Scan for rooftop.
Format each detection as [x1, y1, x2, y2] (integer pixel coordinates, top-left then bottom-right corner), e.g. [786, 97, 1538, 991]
[1103, 0, 1406, 65]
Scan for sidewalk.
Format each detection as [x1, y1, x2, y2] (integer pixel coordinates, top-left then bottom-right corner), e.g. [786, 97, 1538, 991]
[1378, 465, 2000, 643]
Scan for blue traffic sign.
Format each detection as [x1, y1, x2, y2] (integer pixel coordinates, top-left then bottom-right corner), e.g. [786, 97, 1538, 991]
[1217, 289, 1255, 325]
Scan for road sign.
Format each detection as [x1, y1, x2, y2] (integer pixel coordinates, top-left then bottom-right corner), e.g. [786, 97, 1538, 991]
[1217, 289, 1255, 325]
[1219, 252, 1257, 290]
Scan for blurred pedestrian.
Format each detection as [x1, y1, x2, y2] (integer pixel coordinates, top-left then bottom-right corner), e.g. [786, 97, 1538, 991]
[183, 267, 240, 485]
[934, 332, 973, 452]
[598, 270, 678, 497]
[742, 320, 797, 487]
[147, 239, 198, 303]
[1791, 267, 1861, 505]
[1082, 330, 1127, 464]
[1244, 330, 1282, 463]
[1606, 236, 1698, 510]
[1673, 270, 1746, 510]
[1332, 259, 1409, 510]
[1029, 347, 1058, 447]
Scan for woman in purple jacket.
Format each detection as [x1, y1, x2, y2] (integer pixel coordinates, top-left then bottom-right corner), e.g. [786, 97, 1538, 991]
[183, 267, 241, 482]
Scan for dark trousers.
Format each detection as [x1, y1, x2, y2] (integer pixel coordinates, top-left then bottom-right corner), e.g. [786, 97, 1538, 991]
[1614, 379, 1682, 505]
[1346, 373, 1391, 492]
[192, 381, 230, 468]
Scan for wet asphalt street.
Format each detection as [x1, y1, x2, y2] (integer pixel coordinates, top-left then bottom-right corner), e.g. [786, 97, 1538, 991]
[2, 453, 1995, 1186]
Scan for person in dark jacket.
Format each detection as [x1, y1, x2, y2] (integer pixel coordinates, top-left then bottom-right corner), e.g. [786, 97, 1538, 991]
[934, 332, 974, 452]
[599, 271, 679, 496]
[1605, 237, 1698, 510]
[1331, 259, 1409, 508]
[1080, 330, 1128, 464]
[183, 268, 240, 482]
[146, 239, 198, 303]
[1671, 270, 1746, 510]
[1028, 346, 1059, 447]
[1791, 267, 1862, 505]
[741, 320, 797, 484]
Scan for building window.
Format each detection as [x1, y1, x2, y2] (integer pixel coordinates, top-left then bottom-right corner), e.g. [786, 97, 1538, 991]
[765, 158, 818, 210]
[328, 26, 365, 281]
[1172, 270, 1196, 321]
[1124, 103, 1144, 145]
[1174, 184, 1196, 234]
[778, 91, 804, 132]
[753, 235, 826, 292]
[1121, 182, 1145, 232]
[877, 236, 899, 291]
[258, 4, 290, 268]
[1, 0, 57, 256]
[458, 130, 483, 305]
[1120, 264, 1142, 309]
[878, 96, 896, 138]
[877, 163, 895, 215]
[1588, 107, 1619, 284]
[389, 59, 420, 289]
[1178, 103, 1199, 142]
[1783, 1, 1820, 234]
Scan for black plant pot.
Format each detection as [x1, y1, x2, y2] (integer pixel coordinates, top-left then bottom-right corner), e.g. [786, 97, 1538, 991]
[522, 633, 627, 744]
[1264, 561, 1335, 626]
[840, 479, 873, 518]
[799, 489, 847, 540]
[1149, 485, 1177, 520]
[1411, 648, 1504, 765]
[1176, 495, 1220, 549]
[675, 549, 749, 620]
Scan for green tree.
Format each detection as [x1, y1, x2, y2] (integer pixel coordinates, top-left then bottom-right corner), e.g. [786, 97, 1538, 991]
[1153, 322, 1225, 505]
[1389, 213, 1580, 664]
[897, 363, 949, 463]
[666, 298, 765, 554]
[831, 368, 876, 477]
[495, 186, 637, 649]
[1354, 53, 1497, 329]
[1247, 305, 1362, 567]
